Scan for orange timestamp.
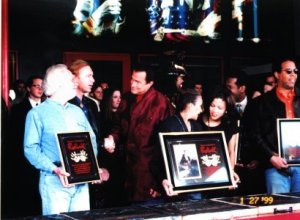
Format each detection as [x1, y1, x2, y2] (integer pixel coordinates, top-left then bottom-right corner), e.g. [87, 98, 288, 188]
[240, 196, 274, 205]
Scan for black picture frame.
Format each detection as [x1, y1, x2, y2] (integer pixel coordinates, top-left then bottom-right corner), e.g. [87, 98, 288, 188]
[277, 118, 300, 165]
[56, 132, 100, 184]
[159, 131, 234, 194]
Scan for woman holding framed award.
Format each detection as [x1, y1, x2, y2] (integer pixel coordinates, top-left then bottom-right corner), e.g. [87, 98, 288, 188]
[198, 87, 240, 195]
[152, 89, 203, 199]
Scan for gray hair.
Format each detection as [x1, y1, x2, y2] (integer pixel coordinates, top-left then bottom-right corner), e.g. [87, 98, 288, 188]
[42, 64, 70, 96]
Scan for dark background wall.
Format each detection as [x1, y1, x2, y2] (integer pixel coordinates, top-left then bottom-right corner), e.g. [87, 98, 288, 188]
[8, 0, 300, 89]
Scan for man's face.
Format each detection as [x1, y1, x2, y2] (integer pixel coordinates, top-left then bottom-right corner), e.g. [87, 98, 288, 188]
[16, 83, 26, 95]
[61, 71, 78, 101]
[275, 60, 298, 90]
[76, 65, 95, 93]
[28, 78, 44, 99]
[194, 84, 203, 94]
[265, 76, 276, 87]
[93, 86, 103, 101]
[130, 71, 153, 95]
[226, 77, 243, 102]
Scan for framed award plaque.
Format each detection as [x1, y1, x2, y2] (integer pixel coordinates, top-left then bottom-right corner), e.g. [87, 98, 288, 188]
[277, 118, 300, 166]
[56, 132, 100, 184]
[159, 131, 235, 194]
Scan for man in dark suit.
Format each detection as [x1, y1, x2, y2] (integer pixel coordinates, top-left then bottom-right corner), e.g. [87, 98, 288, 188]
[68, 59, 111, 209]
[225, 71, 266, 195]
[4, 75, 44, 218]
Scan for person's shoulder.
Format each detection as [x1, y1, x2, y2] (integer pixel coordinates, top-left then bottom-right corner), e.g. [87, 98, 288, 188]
[159, 115, 177, 131]
[153, 88, 168, 99]
[152, 88, 174, 107]
[252, 89, 275, 103]
[11, 97, 30, 110]
[68, 97, 77, 106]
[162, 114, 177, 123]
[67, 102, 83, 111]
[85, 96, 99, 109]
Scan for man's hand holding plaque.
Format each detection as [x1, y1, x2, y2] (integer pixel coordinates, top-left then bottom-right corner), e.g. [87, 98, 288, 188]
[91, 168, 110, 184]
[57, 132, 105, 185]
[53, 167, 73, 187]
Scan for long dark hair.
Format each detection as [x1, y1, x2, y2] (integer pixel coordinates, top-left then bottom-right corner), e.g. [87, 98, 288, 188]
[100, 87, 121, 122]
[202, 86, 237, 125]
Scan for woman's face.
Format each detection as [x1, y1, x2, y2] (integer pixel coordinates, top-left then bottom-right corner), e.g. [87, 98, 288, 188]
[189, 96, 203, 120]
[209, 98, 226, 121]
[93, 86, 103, 101]
[111, 90, 121, 110]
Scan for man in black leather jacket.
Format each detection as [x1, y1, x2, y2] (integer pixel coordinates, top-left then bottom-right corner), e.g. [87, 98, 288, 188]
[251, 56, 300, 194]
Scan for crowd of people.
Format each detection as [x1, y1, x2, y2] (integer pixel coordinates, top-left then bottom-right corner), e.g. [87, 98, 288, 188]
[2, 56, 300, 218]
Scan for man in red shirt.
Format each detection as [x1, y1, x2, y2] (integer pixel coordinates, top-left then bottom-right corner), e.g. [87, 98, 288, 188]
[252, 56, 300, 194]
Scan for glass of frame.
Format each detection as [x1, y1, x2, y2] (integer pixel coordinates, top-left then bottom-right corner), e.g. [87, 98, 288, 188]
[159, 131, 235, 194]
[56, 132, 100, 184]
[277, 118, 300, 165]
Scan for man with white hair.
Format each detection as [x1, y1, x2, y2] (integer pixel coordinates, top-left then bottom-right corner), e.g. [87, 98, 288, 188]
[24, 64, 109, 215]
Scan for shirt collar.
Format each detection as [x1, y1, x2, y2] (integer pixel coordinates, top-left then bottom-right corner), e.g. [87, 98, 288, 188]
[276, 87, 295, 100]
[236, 96, 248, 110]
[28, 97, 41, 108]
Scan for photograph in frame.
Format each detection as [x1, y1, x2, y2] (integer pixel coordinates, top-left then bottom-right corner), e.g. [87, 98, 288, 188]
[277, 118, 300, 165]
[56, 132, 100, 184]
[159, 131, 234, 194]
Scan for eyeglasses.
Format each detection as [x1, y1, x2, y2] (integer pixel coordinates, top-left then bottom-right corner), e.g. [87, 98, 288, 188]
[282, 68, 299, 75]
[31, 84, 43, 89]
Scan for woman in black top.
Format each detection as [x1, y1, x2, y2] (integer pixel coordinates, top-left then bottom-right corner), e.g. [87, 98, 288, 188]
[198, 87, 240, 184]
[98, 87, 126, 207]
[153, 89, 203, 199]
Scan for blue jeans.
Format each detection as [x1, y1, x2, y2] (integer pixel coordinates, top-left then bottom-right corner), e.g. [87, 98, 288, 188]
[265, 167, 300, 194]
[40, 171, 90, 215]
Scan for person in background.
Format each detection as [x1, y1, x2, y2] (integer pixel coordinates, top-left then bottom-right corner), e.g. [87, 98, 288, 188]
[98, 87, 127, 207]
[24, 64, 109, 215]
[100, 81, 109, 90]
[68, 59, 112, 209]
[251, 56, 300, 194]
[10, 79, 26, 107]
[6, 75, 44, 217]
[89, 82, 104, 112]
[152, 89, 203, 200]
[225, 71, 248, 117]
[194, 81, 203, 95]
[163, 63, 187, 108]
[110, 64, 174, 204]
[252, 74, 276, 99]
[226, 71, 265, 195]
